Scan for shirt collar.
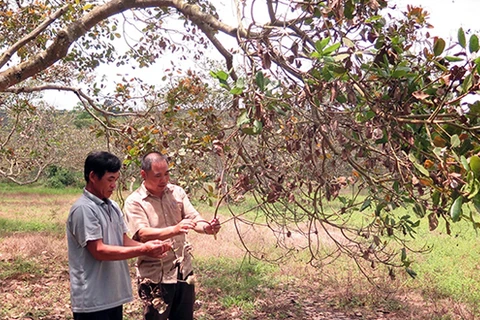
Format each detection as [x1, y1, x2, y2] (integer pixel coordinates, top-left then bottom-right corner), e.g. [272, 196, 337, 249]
[139, 182, 173, 200]
[83, 188, 110, 206]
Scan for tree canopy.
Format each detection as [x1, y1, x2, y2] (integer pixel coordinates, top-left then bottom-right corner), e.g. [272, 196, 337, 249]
[2, 0, 480, 278]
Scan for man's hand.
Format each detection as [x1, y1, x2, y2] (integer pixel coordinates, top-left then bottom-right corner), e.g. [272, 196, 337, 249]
[175, 218, 197, 235]
[203, 218, 221, 235]
[142, 239, 172, 258]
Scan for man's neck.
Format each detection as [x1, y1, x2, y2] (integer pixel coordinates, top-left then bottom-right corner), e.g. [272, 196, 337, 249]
[85, 185, 105, 200]
[144, 184, 165, 198]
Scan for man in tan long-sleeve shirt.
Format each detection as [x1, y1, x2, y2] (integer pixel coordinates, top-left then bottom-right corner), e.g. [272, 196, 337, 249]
[124, 151, 220, 320]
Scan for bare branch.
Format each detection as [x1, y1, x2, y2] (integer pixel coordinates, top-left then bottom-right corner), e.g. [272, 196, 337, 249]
[4, 84, 162, 117]
[195, 22, 238, 81]
[0, 108, 21, 149]
[0, 161, 50, 185]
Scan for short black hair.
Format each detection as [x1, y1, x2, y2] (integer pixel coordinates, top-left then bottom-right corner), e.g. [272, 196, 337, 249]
[84, 151, 122, 182]
[141, 151, 169, 172]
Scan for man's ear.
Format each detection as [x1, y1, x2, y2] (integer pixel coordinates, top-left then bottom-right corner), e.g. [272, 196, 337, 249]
[88, 171, 98, 182]
[140, 170, 146, 180]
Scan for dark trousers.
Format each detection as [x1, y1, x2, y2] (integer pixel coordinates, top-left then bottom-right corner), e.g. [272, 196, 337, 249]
[139, 278, 195, 320]
[73, 305, 122, 320]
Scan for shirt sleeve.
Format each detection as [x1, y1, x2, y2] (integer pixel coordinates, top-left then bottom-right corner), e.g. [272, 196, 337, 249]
[68, 205, 102, 248]
[124, 197, 150, 240]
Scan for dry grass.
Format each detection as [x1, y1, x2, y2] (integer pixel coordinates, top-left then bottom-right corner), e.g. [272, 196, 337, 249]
[0, 191, 475, 320]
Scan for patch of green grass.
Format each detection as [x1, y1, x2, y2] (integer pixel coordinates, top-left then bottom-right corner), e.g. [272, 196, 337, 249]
[195, 257, 280, 310]
[407, 217, 480, 307]
[192, 196, 265, 223]
[0, 217, 64, 235]
[0, 257, 43, 280]
[221, 295, 255, 311]
[0, 182, 82, 195]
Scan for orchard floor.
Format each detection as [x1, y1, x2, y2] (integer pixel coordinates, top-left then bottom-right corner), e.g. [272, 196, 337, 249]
[0, 191, 473, 320]
[0, 232, 470, 320]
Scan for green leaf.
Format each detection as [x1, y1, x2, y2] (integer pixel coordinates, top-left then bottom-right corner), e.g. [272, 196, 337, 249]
[410, 220, 420, 228]
[450, 196, 463, 222]
[413, 203, 425, 218]
[374, 37, 384, 50]
[331, 65, 346, 77]
[461, 155, 470, 171]
[433, 38, 446, 56]
[462, 73, 473, 94]
[323, 43, 341, 55]
[408, 153, 430, 177]
[253, 120, 263, 134]
[451, 134, 461, 148]
[469, 34, 479, 53]
[470, 155, 480, 177]
[475, 57, 480, 75]
[336, 93, 347, 103]
[444, 56, 464, 62]
[470, 100, 480, 115]
[467, 179, 480, 200]
[375, 202, 386, 216]
[458, 28, 466, 48]
[315, 37, 331, 53]
[365, 15, 383, 23]
[432, 190, 440, 206]
[391, 69, 408, 78]
[473, 194, 480, 214]
[393, 181, 400, 193]
[236, 77, 245, 88]
[241, 127, 255, 135]
[406, 268, 417, 279]
[272, 105, 287, 116]
[433, 147, 444, 157]
[360, 198, 371, 211]
[344, 0, 354, 19]
[236, 111, 250, 127]
[433, 60, 448, 72]
[229, 87, 243, 95]
[82, 3, 93, 10]
[255, 71, 265, 91]
[216, 70, 229, 81]
[230, 78, 244, 95]
[414, 163, 429, 176]
[210, 70, 229, 89]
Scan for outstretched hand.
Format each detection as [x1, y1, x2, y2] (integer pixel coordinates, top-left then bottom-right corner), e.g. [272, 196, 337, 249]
[203, 218, 221, 235]
[175, 218, 197, 235]
[143, 239, 172, 258]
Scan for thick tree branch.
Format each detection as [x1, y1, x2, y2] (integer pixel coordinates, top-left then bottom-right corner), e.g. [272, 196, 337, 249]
[0, 0, 249, 91]
[0, 4, 70, 69]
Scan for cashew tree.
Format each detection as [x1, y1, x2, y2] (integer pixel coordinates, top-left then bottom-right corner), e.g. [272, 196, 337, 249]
[2, 0, 480, 278]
